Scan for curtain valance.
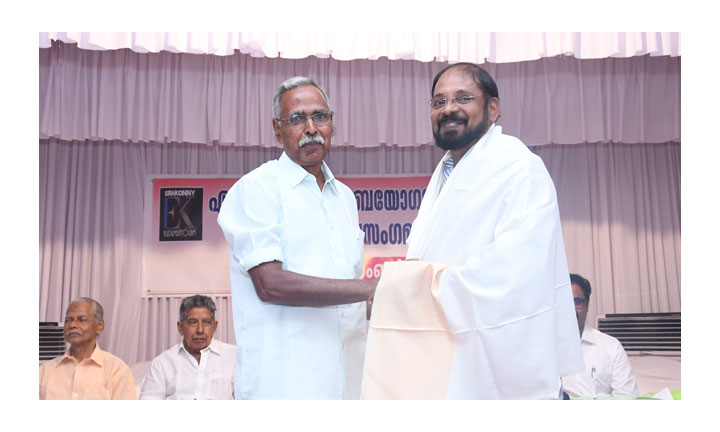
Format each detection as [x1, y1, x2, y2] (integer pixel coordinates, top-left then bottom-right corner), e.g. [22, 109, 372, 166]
[39, 32, 680, 64]
[40, 41, 680, 148]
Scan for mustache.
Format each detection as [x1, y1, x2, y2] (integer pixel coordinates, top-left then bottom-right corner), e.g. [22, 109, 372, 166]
[299, 134, 325, 148]
[437, 113, 468, 127]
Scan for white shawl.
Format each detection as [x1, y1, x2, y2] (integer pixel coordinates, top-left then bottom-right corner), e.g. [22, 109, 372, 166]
[404, 124, 584, 399]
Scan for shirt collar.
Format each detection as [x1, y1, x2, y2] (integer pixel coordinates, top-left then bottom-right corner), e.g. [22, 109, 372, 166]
[206, 338, 221, 354]
[278, 151, 336, 191]
[178, 338, 219, 356]
[60, 344, 104, 367]
[581, 326, 598, 345]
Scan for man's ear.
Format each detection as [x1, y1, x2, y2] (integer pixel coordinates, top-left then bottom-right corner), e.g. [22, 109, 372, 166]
[488, 97, 500, 123]
[96, 320, 105, 336]
[177, 321, 183, 335]
[272, 119, 282, 142]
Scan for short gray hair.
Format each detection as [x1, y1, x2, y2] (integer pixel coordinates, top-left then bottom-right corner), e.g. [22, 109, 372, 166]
[70, 297, 104, 322]
[179, 295, 217, 321]
[273, 76, 331, 119]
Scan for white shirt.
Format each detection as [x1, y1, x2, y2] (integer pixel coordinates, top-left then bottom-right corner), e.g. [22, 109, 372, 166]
[217, 152, 366, 400]
[139, 338, 236, 400]
[562, 326, 640, 398]
[406, 125, 584, 399]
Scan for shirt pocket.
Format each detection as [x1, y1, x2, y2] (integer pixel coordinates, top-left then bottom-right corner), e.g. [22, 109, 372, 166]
[592, 365, 613, 396]
[341, 224, 365, 278]
[83, 377, 113, 400]
[205, 371, 233, 400]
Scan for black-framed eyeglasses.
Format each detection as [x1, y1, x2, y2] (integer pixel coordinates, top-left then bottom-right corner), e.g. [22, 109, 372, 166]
[276, 111, 333, 128]
[573, 297, 587, 307]
[429, 95, 478, 110]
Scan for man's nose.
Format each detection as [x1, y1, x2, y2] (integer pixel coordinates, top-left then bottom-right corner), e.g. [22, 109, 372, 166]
[303, 117, 318, 135]
[440, 100, 461, 115]
[195, 323, 205, 334]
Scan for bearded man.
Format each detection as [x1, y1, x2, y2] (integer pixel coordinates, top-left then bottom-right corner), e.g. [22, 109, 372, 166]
[401, 63, 584, 399]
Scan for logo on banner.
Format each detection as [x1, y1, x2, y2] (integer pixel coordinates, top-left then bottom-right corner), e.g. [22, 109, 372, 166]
[159, 187, 203, 241]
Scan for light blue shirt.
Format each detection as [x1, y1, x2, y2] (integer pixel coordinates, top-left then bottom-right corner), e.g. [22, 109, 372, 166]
[442, 157, 454, 181]
[217, 152, 366, 400]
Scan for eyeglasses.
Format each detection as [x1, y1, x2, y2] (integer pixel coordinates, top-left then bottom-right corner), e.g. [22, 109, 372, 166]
[276, 111, 333, 128]
[429, 95, 478, 110]
[573, 298, 587, 307]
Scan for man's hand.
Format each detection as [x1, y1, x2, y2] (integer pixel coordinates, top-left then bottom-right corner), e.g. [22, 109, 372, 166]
[364, 277, 379, 319]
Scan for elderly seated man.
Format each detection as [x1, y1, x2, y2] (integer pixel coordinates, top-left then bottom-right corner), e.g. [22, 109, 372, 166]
[140, 295, 236, 399]
[562, 273, 640, 398]
[39, 297, 137, 399]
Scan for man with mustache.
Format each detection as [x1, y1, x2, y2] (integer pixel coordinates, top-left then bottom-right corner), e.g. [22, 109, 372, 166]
[39, 297, 137, 399]
[561, 274, 639, 398]
[403, 63, 584, 398]
[139, 295, 236, 399]
[217, 77, 377, 399]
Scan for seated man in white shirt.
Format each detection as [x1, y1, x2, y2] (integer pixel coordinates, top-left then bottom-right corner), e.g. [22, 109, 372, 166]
[562, 273, 639, 398]
[139, 295, 235, 399]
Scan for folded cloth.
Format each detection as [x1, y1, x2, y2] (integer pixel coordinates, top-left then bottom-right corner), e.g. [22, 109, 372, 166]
[361, 260, 452, 399]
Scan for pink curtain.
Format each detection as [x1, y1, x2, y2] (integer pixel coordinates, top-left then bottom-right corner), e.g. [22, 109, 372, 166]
[40, 41, 680, 148]
[39, 138, 680, 364]
[537, 143, 681, 323]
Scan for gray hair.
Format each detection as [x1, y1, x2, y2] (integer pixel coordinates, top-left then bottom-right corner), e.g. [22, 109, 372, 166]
[273, 76, 331, 119]
[69, 297, 104, 322]
[179, 295, 217, 321]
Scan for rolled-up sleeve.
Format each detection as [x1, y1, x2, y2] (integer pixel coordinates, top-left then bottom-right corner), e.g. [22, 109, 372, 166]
[217, 174, 285, 273]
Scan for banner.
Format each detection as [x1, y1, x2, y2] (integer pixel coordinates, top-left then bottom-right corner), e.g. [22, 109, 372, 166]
[337, 176, 430, 279]
[142, 176, 236, 296]
[142, 175, 430, 296]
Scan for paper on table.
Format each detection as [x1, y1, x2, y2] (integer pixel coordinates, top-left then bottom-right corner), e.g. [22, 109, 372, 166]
[652, 387, 674, 400]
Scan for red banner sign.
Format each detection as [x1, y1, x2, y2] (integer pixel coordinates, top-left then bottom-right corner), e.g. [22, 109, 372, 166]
[142, 175, 430, 295]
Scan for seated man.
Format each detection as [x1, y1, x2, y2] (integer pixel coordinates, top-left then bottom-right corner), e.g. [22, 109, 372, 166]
[40, 297, 137, 399]
[562, 274, 640, 398]
[140, 295, 235, 399]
